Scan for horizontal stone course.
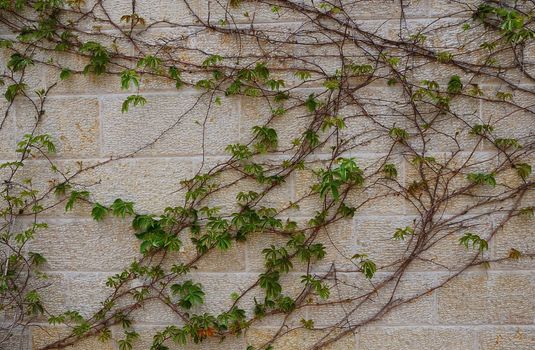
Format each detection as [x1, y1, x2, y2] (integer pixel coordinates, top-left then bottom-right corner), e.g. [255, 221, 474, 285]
[1, 1, 534, 350]
[101, 93, 240, 157]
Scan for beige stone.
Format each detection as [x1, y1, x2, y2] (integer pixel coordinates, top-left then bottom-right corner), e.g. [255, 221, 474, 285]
[101, 93, 240, 157]
[246, 327, 356, 350]
[437, 272, 535, 325]
[16, 97, 100, 158]
[27, 218, 140, 272]
[32, 327, 115, 350]
[0, 2, 533, 350]
[358, 327, 475, 350]
[477, 327, 535, 350]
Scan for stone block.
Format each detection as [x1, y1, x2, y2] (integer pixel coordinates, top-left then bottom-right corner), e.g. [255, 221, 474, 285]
[31, 327, 115, 350]
[437, 272, 535, 325]
[477, 327, 535, 350]
[246, 327, 356, 350]
[26, 218, 140, 272]
[401, 0, 480, 19]
[101, 93, 240, 157]
[16, 97, 100, 158]
[353, 216, 415, 270]
[82, 157, 194, 213]
[0, 328, 29, 350]
[0, 100, 18, 159]
[492, 215, 535, 270]
[358, 326, 475, 349]
[64, 272, 115, 318]
[197, 0, 305, 24]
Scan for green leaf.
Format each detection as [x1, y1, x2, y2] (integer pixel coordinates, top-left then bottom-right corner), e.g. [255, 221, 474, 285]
[495, 138, 521, 149]
[447, 75, 463, 94]
[467, 172, 496, 187]
[496, 91, 513, 101]
[514, 163, 531, 180]
[305, 93, 318, 112]
[24, 290, 44, 315]
[98, 328, 112, 342]
[122, 95, 146, 113]
[48, 315, 66, 325]
[323, 78, 339, 90]
[132, 214, 155, 231]
[318, 158, 364, 200]
[294, 71, 311, 80]
[437, 51, 453, 63]
[7, 53, 34, 72]
[348, 63, 374, 75]
[519, 207, 534, 218]
[171, 280, 205, 309]
[459, 232, 488, 252]
[202, 54, 222, 67]
[79, 41, 110, 75]
[137, 55, 161, 72]
[387, 78, 397, 86]
[276, 295, 295, 312]
[168, 66, 183, 89]
[259, 271, 282, 299]
[389, 127, 409, 141]
[54, 182, 72, 196]
[215, 232, 232, 250]
[120, 69, 140, 90]
[392, 226, 414, 240]
[338, 202, 356, 218]
[65, 190, 90, 212]
[382, 163, 398, 178]
[360, 259, 377, 279]
[5, 83, 27, 102]
[29, 252, 47, 266]
[110, 198, 134, 218]
[304, 129, 320, 147]
[470, 124, 494, 136]
[252, 126, 278, 152]
[91, 203, 109, 221]
[351, 254, 376, 279]
[0, 39, 13, 48]
[140, 240, 152, 254]
[60, 68, 72, 80]
[300, 318, 314, 329]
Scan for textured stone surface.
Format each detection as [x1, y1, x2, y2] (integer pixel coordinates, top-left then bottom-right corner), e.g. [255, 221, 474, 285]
[16, 97, 100, 158]
[0, 101, 18, 159]
[32, 327, 115, 350]
[101, 93, 240, 157]
[437, 272, 535, 325]
[358, 327, 475, 350]
[246, 327, 356, 350]
[0, 1, 533, 350]
[27, 219, 139, 271]
[477, 327, 535, 350]
[0, 328, 30, 350]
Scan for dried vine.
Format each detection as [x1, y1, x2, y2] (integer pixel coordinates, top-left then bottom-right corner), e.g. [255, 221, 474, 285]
[1, 0, 534, 349]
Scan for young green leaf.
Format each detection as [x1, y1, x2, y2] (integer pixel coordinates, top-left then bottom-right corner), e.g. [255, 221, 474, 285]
[447, 75, 463, 94]
[65, 190, 90, 212]
[514, 163, 531, 180]
[91, 203, 109, 221]
[60, 68, 72, 80]
[110, 198, 134, 218]
[122, 95, 147, 113]
[467, 172, 496, 187]
[459, 232, 488, 252]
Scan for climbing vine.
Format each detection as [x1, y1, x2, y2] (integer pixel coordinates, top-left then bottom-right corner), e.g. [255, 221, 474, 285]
[1, 0, 535, 349]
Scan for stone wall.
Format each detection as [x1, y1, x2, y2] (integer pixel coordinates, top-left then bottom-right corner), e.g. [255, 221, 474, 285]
[1, 1, 534, 349]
